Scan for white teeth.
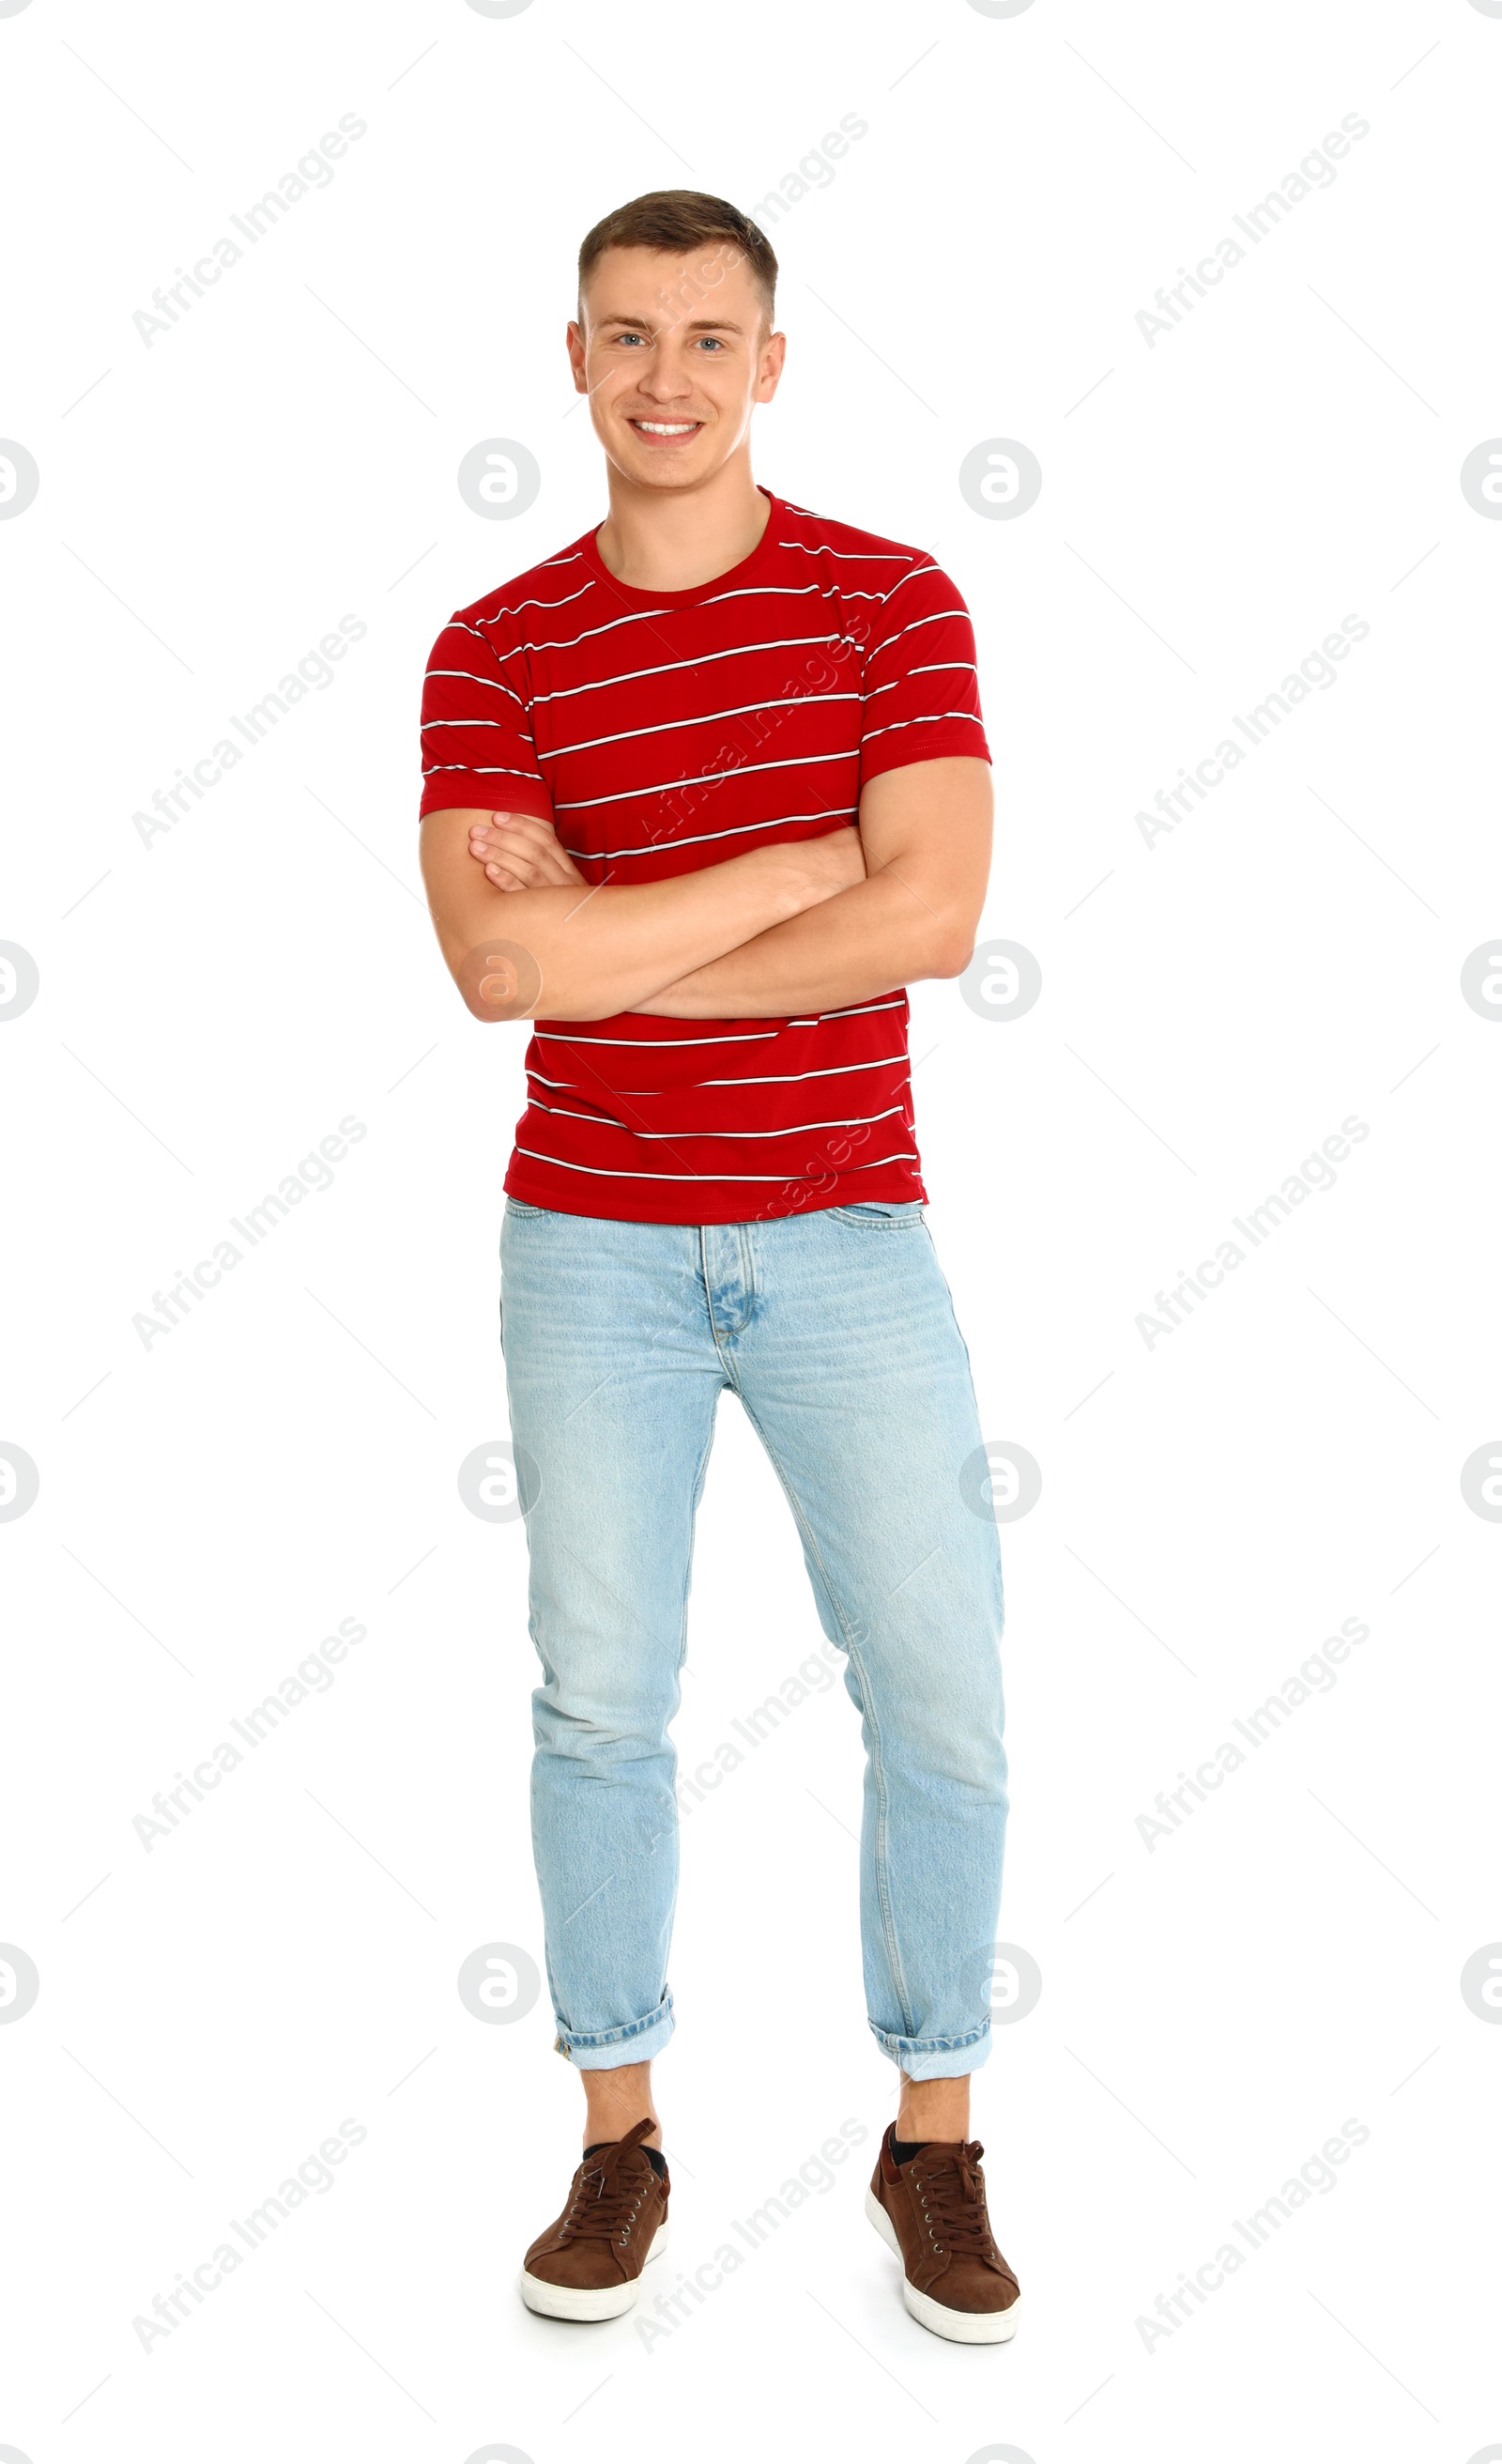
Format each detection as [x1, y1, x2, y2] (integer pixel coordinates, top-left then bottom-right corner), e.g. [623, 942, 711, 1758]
[634, 421, 697, 434]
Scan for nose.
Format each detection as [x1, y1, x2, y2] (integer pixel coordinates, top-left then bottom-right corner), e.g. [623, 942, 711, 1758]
[633, 334, 697, 405]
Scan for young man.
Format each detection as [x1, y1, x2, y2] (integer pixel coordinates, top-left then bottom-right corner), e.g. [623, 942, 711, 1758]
[418, 192, 1019, 2345]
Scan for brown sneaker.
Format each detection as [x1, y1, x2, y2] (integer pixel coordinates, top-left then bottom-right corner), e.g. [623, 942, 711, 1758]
[866, 2122, 1020, 2344]
[519, 2117, 670, 2321]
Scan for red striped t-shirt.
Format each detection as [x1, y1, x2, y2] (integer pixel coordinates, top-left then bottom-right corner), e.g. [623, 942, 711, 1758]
[418, 485, 989, 1224]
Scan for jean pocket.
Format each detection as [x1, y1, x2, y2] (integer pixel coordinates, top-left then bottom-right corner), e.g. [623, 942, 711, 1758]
[503, 1198, 548, 1221]
[830, 1199, 926, 1226]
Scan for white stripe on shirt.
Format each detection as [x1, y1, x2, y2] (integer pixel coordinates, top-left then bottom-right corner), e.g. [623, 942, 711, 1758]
[528, 633, 852, 706]
[557, 808, 857, 861]
[513, 1145, 919, 1182]
[554, 748, 853, 813]
[544, 693, 860, 759]
[527, 1100, 909, 1141]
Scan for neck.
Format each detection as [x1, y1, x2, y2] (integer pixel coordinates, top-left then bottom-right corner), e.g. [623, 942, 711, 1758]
[593, 450, 770, 591]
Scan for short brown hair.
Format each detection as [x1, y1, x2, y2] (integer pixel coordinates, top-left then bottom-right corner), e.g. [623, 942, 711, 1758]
[577, 190, 778, 331]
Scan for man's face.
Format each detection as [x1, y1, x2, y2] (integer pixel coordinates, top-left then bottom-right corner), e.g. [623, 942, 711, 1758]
[569, 244, 785, 491]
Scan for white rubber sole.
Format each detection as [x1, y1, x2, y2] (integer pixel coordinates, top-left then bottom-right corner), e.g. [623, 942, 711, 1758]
[866, 2187, 1020, 2345]
[518, 2218, 669, 2321]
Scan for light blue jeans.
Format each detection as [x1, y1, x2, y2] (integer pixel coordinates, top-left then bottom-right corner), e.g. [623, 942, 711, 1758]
[498, 1196, 1008, 2081]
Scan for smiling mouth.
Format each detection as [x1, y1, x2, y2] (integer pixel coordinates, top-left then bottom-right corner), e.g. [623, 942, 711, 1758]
[628, 418, 703, 439]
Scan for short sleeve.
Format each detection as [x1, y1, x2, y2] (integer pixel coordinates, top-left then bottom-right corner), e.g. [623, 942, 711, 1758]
[857, 561, 990, 792]
[418, 607, 555, 822]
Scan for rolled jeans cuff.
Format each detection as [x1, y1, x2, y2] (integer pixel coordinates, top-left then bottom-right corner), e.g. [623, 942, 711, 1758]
[869, 2018, 992, 2080]
[555, 1990, 675, 2071]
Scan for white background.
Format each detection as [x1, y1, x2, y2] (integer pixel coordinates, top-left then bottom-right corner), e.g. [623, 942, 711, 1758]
[3, 1, 1499, 2458]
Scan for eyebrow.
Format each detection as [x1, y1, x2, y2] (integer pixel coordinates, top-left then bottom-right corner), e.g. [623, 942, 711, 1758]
[595, 314, 747, 336]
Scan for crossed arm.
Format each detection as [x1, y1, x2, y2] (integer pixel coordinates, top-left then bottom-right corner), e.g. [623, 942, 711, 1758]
[418, 755, 992, 1024]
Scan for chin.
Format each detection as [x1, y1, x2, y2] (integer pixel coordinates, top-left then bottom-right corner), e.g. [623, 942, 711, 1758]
[631, 461, 711, 488]
[617, 449, 714, 489]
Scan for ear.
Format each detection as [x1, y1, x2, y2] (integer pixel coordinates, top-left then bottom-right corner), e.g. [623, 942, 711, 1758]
[566, 317, 589, 393]
[757, 327, 788, 404]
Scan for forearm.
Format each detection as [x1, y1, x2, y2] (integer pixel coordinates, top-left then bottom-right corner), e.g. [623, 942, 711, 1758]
[422, 813, 856, 1021]
[633, 869, 966, 1018]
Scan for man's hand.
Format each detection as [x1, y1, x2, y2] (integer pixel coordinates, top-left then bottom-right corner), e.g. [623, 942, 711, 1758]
[631, 756, 992, 1019]
[467, 809, 866, 901]
[422, 808, 871, 1023]
[469, 810, 588, 891]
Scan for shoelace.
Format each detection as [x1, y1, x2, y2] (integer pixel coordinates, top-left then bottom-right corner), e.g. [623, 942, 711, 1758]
[560, 2153, 654, 2246]
[911, 2141, 994, 2258]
